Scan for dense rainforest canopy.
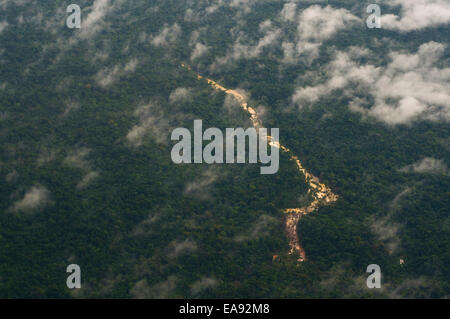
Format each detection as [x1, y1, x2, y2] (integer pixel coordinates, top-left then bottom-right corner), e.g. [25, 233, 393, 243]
[0, 0, 448, 298]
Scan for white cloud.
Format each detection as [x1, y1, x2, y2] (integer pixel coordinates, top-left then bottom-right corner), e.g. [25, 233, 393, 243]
[78, 0, 124, 39]
[131, 276, 177, 299]
[371, 217, 401, 255]
[259, 19, 272, 32]
[64, 147, 91, 170]
[252, 28, 281, 57]
[169, 87, 192, 104]
[363, 42, 449, 124]
[299, 6, 359, 41]
[230, 0, 255, 14]
[190, 42, 209, 61]
[184, 8, 195, 22]
[184, 169, 219, 200]
[205, 5, 220, 14]
[382, 0, 450, 32]
[83, 0, 111, 29]
[62, 100, 81, 117]
[212, 4, 358, 67]
[281, 41, 296, 64]
[151, 23, 181, 47]
[64, 147, 100, 189]
[95, 58, 139, 87]
[168, 239, 197, 258]
[190, 277, 217, 296]
[293, 42, 450, 125]
[370, 188, 411, 255]
[281, 2, 297, 22]
[126, 102, 170, 146]
[234, 214, 278, 242]
[295, 5, 361, 62]
[133, 211, 160, 236]
[123, 59, 138, 72]
[293, 47, 379, 105]
[213, 28, 281, 68]
[400, 157, 448, 175]
[77, 171, 100, 189]
[11, 185, 50, 212]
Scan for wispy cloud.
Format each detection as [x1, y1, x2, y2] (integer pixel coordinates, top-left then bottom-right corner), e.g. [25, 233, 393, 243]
[212, 27, 281, 68]
[126, 102, 170, 146]
[293, 42, 450, 125]
[184, 168, 219, 200]
[133, 211, 160, 236]
[77, 171, 100, 189]
[79, 0, 125, 39]
[151, 23, 182, 47]
[64, 148, 100, 189]
[399, 157, 448, 175]
[190, 42, 209, 61]
[234, 214, 278, 242]
[294, 5, 361, 62]
[190, 277, 217, 296]
[381, 0, 450, 32]
[131, 276, 177, 299]
[10, 185, 50, 213]
[95, 58, 139, 88]
[168, 239, 198, 258]
[280, 2, 297, 22]
[64, 147, 91, 170]
[370, 187, 411, 255]
[169, 87, 193, 104]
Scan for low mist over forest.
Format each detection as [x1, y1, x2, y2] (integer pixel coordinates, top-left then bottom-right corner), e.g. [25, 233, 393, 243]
[0, 0, 449, 298]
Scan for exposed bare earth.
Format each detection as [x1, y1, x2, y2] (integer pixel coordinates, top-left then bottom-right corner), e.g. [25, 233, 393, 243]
[183, 64, 338, 262]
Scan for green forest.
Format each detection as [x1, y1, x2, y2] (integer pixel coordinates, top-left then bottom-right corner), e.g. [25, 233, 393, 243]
[0, 0, 448, 298]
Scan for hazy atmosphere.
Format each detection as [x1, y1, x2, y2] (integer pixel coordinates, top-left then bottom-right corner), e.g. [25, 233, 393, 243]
[0, 0, 449, 299]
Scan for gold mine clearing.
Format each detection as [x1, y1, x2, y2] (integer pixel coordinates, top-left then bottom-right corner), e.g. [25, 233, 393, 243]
[182, 64, 338, 262]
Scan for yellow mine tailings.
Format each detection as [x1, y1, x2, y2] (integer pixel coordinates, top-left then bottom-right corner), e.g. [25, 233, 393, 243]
[183, 64, 338, 262]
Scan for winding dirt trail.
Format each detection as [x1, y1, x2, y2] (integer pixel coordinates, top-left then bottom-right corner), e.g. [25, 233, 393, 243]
[182, 64, 338, 262]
